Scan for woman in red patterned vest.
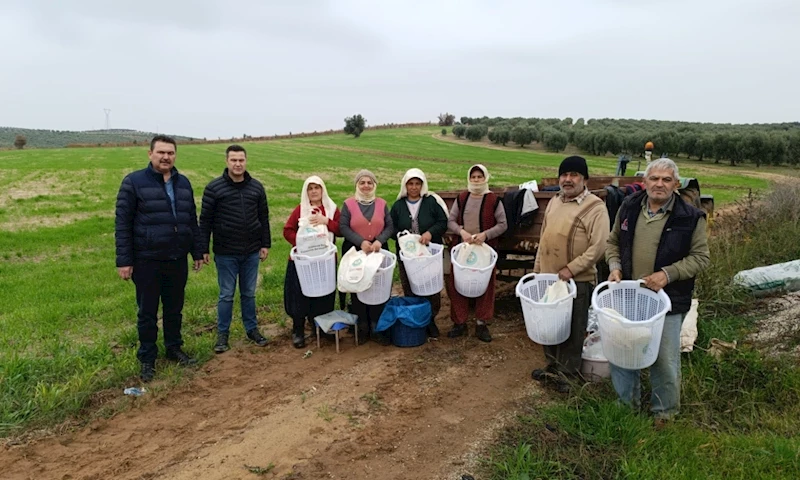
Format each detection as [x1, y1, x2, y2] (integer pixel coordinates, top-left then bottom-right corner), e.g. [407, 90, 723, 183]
[446, 164, 508, 342]
[339, 170, 395, 344]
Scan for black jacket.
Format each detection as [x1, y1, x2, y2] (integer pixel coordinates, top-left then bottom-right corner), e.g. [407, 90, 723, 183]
[199, 169, 271, 255]
[618, 190, 705, 314]
[115, 163, 202, 266]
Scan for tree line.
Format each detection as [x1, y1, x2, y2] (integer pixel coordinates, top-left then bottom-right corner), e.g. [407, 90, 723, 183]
[451, 116, 800, 166]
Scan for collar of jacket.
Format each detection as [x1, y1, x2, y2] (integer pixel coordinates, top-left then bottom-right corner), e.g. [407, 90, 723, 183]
[146, 162, 179, 183]
[223, 168, 252, 186]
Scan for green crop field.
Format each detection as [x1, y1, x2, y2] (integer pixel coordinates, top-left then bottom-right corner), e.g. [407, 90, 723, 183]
[0, 126, 784, 435]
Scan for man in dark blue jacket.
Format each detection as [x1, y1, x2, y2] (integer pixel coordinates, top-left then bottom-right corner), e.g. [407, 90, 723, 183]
[199, 145, 271, 353]
[115, 135, 203, 382]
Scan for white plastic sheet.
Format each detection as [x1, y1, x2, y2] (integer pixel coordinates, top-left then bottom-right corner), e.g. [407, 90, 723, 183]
[733, 260, 800, 296]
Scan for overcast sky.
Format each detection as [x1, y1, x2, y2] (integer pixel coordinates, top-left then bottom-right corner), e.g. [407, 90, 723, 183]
[1, 0, 797, 138]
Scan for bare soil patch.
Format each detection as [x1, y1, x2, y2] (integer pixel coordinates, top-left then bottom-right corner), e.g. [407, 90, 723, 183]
[1, 289, 548, 480]
[748, 291, 800, 359]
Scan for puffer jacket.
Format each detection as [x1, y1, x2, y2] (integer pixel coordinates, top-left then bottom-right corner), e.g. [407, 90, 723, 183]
[198, 169, 271, 255]
[115, 163, 202, 266]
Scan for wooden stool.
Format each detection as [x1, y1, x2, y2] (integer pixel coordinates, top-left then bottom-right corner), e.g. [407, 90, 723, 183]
[315, 321, 358, 353]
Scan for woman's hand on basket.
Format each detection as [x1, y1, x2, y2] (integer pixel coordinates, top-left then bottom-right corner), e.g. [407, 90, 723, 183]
[419, 232, 432, 245]
[371, 241, 383, 253]
[460, 229, 474, 244]
[472, 232, 487, 244]
[361, 240, 372, 252]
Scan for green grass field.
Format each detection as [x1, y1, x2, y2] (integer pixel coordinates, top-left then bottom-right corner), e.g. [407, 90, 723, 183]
[0, 126, 784, 436]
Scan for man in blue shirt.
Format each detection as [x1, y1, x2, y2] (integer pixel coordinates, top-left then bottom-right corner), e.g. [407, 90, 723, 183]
[115, 135, 203, 382]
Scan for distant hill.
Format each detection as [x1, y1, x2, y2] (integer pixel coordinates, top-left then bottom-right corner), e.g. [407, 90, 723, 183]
[0, 127, 196, 149]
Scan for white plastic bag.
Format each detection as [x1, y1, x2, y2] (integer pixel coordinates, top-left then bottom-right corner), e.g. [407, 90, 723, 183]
[541, 280, 570, 303]
[454, 243, 493, 269]
[733, 260, 800, 296]
[337, 247, 384, 293]
[582, 331, 606, 361]
[296, 217, 330, 257]
[397, 230, 431, 257]
[602, 308, 652, 354]
[680, 299, 699, 353]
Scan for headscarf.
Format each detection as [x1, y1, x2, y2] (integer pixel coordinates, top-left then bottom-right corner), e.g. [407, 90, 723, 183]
[397, 168, 449, 216]
[354, 169, 377, 204]
[300, 175, 336, 220]
[467, 164, 490, 196]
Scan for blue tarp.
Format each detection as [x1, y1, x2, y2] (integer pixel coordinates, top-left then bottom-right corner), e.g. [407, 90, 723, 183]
[375, 296, 431, 332]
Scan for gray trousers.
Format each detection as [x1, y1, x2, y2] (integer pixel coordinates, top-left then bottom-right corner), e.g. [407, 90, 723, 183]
[543, 281, 593, 376]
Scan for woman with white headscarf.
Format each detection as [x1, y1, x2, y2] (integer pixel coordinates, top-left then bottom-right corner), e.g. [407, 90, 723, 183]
[339, 169, 395, 345]
[445, 164, 508, 342]
[283, 176, 341, 348]
[390, 168, 449, 338]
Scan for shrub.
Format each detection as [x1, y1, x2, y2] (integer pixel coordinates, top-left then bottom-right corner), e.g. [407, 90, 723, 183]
[452, 125, 466, 138]
[441, 128, 447, 136]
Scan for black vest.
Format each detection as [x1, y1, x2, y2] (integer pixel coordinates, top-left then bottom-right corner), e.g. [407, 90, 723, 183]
[618, 191, 705, 314]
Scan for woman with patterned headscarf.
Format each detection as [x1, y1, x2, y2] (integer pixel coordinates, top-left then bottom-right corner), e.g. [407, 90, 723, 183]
[390, 168, 449, 338]
[339, 169, 395, 344]
[445, 164, 508, 342]
[283, 176, 341, 348]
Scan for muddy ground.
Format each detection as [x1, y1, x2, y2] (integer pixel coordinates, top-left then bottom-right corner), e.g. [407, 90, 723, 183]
[1, 288, 550, 480]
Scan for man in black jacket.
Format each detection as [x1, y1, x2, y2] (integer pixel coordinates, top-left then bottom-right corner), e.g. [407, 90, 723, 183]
[606, 158, 710, 424]
[199, 145, 271, 353]
[115, 135, 203, 382]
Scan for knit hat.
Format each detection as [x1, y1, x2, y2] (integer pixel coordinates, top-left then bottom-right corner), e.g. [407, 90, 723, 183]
[558, 156, 589, 179]
[354, 169, 377, 186]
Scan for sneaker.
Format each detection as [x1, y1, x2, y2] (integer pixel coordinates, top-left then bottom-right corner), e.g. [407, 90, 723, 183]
[214, 331, 230, 354]
[447, 323, 467, 338]
[246, 328, 269, 347]
[292, 333, 305, 349]
[166, 348, 197, 366]
[475, 324, 492, 343]
[140, 362, 155, 382]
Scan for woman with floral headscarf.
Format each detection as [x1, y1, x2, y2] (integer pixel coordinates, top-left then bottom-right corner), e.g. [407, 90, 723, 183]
[445, 164, 508, 342]
[339, 169, 395, 344]
[390, 168, 449, 338]
[283, 176, 341, 348]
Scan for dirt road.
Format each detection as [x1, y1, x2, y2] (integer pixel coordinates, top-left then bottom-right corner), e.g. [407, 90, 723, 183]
[2, 292, 547, 480]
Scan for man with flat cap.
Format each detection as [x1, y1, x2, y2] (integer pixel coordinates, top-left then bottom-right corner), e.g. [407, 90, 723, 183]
[531, 156, 609, 392]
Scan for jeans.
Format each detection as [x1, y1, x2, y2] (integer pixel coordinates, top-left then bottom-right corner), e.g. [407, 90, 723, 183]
[132, 258, 188, 363]
[215, 252, 260, 334]
[610, 312, 685, 418]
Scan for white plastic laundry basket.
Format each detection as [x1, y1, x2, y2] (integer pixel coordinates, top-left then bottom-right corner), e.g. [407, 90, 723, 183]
[400, 243, 444, 296]
[515, 273, 577, 345]
[450, 243, 498, 298]
[591, 281, 672, 370]
[290, 244, 337, 297]
[357, 250, 396, 305]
